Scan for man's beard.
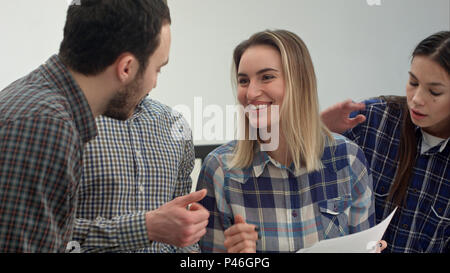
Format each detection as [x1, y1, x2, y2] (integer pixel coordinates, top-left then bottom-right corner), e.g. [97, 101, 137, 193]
[103, 75, 144, 121]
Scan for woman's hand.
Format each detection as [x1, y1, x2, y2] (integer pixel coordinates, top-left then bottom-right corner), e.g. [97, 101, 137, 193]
[320, 99, 366, 134]
[224, 215, 258, 253]
[376, 240, 388, 253]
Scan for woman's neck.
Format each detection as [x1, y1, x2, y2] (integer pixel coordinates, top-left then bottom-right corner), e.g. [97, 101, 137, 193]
[422, 126, 450, 139]
[265, 137, 291, 167]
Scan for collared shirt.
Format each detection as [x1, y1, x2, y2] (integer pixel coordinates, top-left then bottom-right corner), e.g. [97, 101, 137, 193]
[0, 55, 97, 252]
[421, 130, 448, 154]
[344, 98, 449, 253]
[197, 134, 375, 253]
[73, 98, 197, 253]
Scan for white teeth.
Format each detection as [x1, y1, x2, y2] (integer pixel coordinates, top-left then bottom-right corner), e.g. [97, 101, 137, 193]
[252, 104, 269, 110]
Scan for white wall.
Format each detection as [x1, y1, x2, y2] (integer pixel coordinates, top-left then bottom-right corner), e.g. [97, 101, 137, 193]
[0, 0, 67, 88]
[1, 0, 449, 146]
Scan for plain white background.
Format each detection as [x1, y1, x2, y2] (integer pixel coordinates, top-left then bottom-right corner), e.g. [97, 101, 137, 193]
[0, 0, 449, 146]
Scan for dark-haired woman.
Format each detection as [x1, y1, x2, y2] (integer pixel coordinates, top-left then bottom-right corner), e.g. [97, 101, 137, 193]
[321, 31, 450, 253]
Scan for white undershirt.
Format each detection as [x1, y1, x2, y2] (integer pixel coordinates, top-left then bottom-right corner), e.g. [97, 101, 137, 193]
[420, 129, 448, 154]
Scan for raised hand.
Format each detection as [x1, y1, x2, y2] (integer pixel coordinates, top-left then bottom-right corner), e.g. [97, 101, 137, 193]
[224, 215, 259, 253]
[320, 99, 366, 134]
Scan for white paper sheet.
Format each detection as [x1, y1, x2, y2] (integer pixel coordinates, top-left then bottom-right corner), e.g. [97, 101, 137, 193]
[297, 207, 397, 253]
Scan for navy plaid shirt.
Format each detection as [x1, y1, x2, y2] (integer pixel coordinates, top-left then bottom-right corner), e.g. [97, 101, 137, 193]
[197, 134, 375, 253]
[344, 98, 449, 253]
[0, 55, 97, 252]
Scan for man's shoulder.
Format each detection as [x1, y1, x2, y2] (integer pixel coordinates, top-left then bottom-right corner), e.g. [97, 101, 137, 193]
[139, 99, 193, 137]
[0, 69, 71, 123]
[141, 99, 178, 118]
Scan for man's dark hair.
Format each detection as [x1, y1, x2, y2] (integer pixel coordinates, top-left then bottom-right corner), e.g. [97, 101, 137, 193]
[59, 0, 171, 76]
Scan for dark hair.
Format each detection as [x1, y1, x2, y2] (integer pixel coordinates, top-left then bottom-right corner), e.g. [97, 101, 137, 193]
[59, 0, 171, 76]
[413, 31, 450, 74]
[386, 31, 450, 207]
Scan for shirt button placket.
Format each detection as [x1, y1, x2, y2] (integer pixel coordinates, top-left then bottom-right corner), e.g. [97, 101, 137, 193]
[290, 208, 300, 252]
[130, 120, 145, 211]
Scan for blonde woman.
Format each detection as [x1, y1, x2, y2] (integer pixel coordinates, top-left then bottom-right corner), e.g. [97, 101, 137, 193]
[196, 30, 376, 253]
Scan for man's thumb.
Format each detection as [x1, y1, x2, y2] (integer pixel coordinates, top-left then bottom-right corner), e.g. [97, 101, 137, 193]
[175, 189, 207, 207]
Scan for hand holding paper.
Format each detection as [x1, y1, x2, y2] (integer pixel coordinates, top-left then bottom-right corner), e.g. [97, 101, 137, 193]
[297, 207, 397, 253]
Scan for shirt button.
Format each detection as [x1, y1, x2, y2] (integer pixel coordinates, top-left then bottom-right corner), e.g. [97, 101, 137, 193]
[413, 188, 418, 194]
[403, 224, 409, 229]
[437, 208, 443, 214]
[135, 150, 141, 158]
[139, 185, 145, 193]
[292, 210, 298, 218]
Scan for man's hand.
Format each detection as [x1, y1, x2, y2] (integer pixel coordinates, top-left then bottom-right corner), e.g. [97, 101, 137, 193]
[320, 99, 366, 134]
[145, 189, 210, 248]
[224, 215, 258, 253]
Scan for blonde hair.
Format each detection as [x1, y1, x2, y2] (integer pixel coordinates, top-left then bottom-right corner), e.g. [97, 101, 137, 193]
[231, 30, 333, 172]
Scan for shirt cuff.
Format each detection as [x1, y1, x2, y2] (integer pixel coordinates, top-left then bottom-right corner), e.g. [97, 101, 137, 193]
[117, 212, 151, 251]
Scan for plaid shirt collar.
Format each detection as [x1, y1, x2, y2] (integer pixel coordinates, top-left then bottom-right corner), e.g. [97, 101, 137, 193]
[252, 145, 274, 178]
[226, 142, 323, 183]
[128, 99, 147, 121]
[41, 54, 97, 143]
[414, 126, 450, 155]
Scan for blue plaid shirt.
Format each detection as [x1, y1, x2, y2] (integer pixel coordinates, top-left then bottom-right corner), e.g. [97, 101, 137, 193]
[197, 134, 375, 253]
[344, 98, 449, 253]
[73, 99, 197, 253]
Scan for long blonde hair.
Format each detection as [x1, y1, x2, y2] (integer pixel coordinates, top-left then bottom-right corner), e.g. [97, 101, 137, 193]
[231, 30, 332, 173]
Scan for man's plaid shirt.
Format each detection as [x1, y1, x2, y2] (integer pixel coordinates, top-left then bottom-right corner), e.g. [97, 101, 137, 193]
[73, 99, 197, 252]
[0, 55, 97, 252]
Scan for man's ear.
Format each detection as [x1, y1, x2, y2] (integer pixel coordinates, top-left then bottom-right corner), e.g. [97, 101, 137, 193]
[115, 53, 139, 84]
